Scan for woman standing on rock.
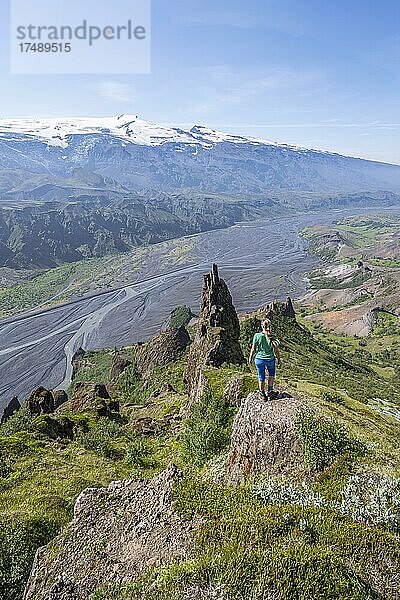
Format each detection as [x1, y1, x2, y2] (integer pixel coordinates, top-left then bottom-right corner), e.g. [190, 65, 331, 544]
[248, 319, 281, 400]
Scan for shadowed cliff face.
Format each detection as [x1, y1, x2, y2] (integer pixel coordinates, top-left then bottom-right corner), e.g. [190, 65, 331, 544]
[0, 196, 274, 269]
[135, 325, 191, 379]
[0, 396, 20, 424]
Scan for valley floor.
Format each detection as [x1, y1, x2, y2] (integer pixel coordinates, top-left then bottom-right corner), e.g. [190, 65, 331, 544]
[1, 206, 399, 412]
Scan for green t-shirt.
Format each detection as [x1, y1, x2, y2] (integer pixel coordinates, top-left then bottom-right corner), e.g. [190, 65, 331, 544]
[253, 332, 275, 360]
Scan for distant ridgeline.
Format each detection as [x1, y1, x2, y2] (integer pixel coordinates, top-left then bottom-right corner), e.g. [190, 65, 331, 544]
[1, 116, 400, 198]
[0, 191, 399, 269]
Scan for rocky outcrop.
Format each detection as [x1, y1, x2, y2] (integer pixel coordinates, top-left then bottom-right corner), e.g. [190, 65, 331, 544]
[34, 415, 75, 440]
[282, 297, 296, 319]
[225, 392, 303, 484]
[110, 353, 132, 380]
[185, 264, 244, 395]
[132, 413, 182, 436]
[53, 390, 69, 410]
[62, 383, 119, 417]
[135, 325, 191, 378]
[71, 348, 86, 380]
[364, 307, 399, 329]
[24, 464, 199, 600]
[265, 297, 296, 320]
[223, 375, 248, 407]
[27, 387, 54, 417]
[1, 396, 21, 424]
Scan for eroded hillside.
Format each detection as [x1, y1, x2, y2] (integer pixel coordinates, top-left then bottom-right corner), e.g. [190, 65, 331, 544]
[301, 214, 400, 336]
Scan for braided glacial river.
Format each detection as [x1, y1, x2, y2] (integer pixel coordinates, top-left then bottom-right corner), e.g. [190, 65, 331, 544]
[0, 207, 398, 412]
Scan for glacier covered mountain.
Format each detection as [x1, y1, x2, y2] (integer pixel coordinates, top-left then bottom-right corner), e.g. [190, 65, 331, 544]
[0, 114, 400, 198]
[0, 114, 301, 149]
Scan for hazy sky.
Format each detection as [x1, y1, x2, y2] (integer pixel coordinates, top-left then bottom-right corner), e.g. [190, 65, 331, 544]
[1, 0, 399, 163]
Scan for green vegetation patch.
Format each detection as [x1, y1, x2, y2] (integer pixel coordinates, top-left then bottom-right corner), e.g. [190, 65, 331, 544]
[370, 257, 400, 268]
[372, 312, 399, 337]
[72, 349, 116, 386]
[308, 269, 372, 290]
[168, 306, 194, 330]
[295, 407, 365, 472]
[180, 386, 235, 467]
[0, 260, 102, 317]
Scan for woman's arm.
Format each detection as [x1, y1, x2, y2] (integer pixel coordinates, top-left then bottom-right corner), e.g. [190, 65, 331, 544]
[273, 341, 282, 366]
[249, 343, 256, 364]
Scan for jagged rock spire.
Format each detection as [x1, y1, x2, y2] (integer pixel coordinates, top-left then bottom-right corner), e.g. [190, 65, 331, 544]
[283, 297, 296, 318]
[265, 297, 296, 320]
[185, 264, 244, 394]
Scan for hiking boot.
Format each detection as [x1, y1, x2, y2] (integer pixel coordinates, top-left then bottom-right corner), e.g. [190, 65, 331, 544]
[268, 390, 279, 400]
[259, 391, 268, 401]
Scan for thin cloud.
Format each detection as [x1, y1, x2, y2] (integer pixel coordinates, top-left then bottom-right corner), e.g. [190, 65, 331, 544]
[209, 122, 400, 129]
[94, 81, 135, 103]
[173, 2, 309, 36]
[191, 65, 324, 115]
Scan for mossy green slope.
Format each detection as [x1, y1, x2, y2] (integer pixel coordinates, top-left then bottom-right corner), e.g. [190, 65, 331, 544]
[1, 309, 400, 599]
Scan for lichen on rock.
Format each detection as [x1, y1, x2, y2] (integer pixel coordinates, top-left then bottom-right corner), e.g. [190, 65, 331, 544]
[23, 464, 199, 600]
[225, 391, 303, 484]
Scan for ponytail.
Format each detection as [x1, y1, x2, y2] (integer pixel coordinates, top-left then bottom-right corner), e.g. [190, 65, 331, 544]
[261, 318, 277, 344]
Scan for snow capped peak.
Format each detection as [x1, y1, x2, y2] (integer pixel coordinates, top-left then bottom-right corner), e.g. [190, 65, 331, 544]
[189, 125, 263, 145]
[0, 114, 311, 153]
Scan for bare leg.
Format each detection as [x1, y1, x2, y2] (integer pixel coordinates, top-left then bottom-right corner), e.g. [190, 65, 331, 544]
[268, 375, 275, 392]
[259, 379, 265, 392]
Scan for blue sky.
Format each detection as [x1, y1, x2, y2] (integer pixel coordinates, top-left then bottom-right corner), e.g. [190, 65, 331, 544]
[1, 0, 399, 163]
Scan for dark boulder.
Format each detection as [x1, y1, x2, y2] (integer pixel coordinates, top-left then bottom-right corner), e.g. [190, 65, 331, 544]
[34, 415, 75, 440]
[28, 387, 54, 417]
[67, 383, 119, 417]
[53, 390, 69, 410]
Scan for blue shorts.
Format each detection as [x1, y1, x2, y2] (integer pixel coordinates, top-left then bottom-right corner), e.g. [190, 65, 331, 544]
[254, 357, 276, 381]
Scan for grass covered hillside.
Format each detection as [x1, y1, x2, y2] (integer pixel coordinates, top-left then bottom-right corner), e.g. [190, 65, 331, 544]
[1, 266, 400, 600]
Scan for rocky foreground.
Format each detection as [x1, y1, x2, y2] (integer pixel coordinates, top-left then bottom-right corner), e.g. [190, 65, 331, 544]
[24, 464, 199, 600]
[1, 264, 399, 600]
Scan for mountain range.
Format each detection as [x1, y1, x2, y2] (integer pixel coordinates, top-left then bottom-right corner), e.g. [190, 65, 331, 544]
[1, 115, 400, 269]
[1, 114, 400, 199]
